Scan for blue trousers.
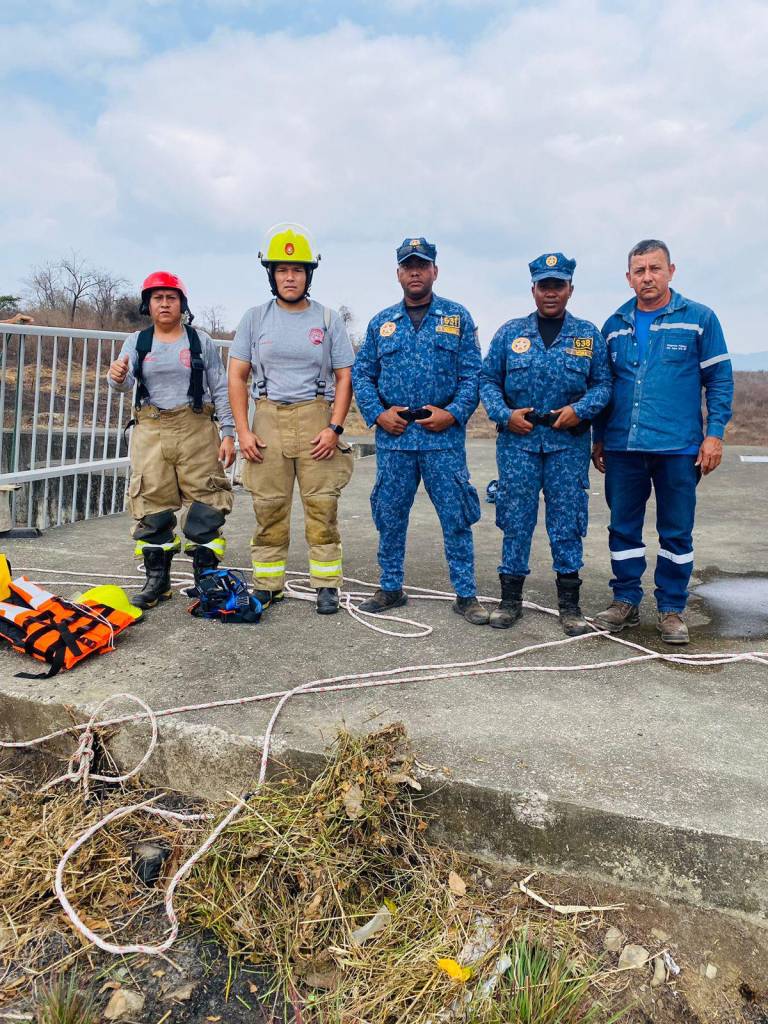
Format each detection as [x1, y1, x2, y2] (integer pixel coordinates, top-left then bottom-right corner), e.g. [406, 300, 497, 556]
[371, 449, 480, 597]
[496, 445, 590, 576]
[605, 451, 700, 612]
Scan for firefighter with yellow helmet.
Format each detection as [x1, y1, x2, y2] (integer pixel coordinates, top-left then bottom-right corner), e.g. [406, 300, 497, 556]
[228, 224, 355, 615]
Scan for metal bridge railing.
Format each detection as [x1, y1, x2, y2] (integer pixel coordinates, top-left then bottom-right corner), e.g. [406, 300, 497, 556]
[0, 324, 233, 533]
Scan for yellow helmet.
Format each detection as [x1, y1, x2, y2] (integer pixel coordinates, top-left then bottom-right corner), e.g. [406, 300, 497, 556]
[73, 585, 144, 621]
[259, 223, 320, 268]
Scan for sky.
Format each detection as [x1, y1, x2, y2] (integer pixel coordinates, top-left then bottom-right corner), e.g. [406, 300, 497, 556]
[2, 0, 767, 351]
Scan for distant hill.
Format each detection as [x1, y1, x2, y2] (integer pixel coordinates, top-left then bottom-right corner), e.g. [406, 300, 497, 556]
[731, 352, 768, 371]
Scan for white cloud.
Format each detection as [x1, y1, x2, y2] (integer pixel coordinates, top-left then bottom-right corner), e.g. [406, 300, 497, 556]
[2, 0, 767, 349]
[0, 18, 141, 76]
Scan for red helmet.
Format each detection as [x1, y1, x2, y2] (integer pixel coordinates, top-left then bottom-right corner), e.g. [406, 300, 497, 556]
[139, 271, 190, 317]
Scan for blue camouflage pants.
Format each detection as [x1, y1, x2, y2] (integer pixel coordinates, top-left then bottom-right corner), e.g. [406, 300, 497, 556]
[371, 449, 481, 597]
[496, 444, 590, 576]
[605, 451, 699, 612]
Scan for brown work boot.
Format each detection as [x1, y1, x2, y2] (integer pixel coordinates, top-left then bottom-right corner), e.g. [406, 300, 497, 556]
[657, 611, 689, 645]
[593, 600, 640, 633]
[452, 596, 490, 625]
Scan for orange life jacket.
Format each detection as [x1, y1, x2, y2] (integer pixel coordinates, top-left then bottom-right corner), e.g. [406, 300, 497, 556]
[0, 577, 135, 678]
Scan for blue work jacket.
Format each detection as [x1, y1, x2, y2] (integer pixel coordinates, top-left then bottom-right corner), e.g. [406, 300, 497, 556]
[480, 310, 612, 453]
[596, 290, 733, 451]
[352, 295, 481, 451]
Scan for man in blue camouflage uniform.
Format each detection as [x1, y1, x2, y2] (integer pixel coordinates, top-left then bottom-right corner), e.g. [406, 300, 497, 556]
[480, 253, 612, 635]
[592, 239, 733, 644]
[352, 237, 489, 624]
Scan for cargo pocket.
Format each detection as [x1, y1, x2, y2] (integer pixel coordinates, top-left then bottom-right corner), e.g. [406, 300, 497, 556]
[335, 443, 355, 490]
[208, 470, 234, 513]
[369, 474, 384, 530]
[455, 469, 481, 527]
[127, 473, 144, 519]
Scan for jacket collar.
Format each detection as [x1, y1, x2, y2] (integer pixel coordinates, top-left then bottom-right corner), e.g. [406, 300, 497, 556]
[525, 308, 578, 341]
[395, 294, 448, 320]
[617, 288, 687, 325]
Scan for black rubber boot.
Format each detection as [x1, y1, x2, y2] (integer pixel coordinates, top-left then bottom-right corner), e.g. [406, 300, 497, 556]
[489, 574, 524, 629]
[556, 575, 591, 637]
[253, 589, 284, 610]
[316, 587, 340, 615]
[134, 548, 174, 610]
[191, 545, 219, 584]
[358, 588, 408, 613]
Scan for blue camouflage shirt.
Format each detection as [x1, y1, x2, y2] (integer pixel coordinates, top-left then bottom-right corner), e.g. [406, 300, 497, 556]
[352, 295, 481, 451]
[480, 310, 612, 452]
[596, 289, 733, 451]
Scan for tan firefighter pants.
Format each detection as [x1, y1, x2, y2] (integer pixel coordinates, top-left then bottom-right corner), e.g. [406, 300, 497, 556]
[127, 404, 234, 546]
[241, 398, 354, 590]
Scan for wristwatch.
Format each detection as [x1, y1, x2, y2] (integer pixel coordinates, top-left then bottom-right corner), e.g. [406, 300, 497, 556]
[328, 422, 344, 435]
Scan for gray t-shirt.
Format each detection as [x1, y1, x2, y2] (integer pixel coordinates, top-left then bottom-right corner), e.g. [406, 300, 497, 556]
[107, 328, 235, 436]
[230, 299, 355, 403]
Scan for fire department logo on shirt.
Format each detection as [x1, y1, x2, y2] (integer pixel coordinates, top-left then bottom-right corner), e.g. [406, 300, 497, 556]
[309, 327, 324, 346]
[511, 336, 531, 353]
[380, 321, 397, 337]
[545, 255, 558, 267]
[179, 348, 191, 367]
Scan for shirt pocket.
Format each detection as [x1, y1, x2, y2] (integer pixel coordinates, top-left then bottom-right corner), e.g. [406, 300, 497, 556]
[504, 354, 532, 402]
[434, 332, 460, 378]
[659, 330, 692, 362]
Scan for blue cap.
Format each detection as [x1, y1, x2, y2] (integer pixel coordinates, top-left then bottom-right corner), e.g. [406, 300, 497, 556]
[397, 237, 437, 264]
[529, 252, 576, 282]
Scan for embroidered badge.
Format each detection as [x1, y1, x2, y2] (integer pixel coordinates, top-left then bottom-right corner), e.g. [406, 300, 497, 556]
[566, 347, 592, 358]
[309, 327, 324, 346]
[410, 238, 421, 247]
[545, 255, 558, 267]
[511, 337, 531, 353]
[573, 337, 593, 351]
[380, 321, 397, 337]
[436, 314, 461, 336]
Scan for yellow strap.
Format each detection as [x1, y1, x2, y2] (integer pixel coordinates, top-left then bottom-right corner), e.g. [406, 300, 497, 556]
[134, 536, 181, 556]
[0, 554, 11, 601]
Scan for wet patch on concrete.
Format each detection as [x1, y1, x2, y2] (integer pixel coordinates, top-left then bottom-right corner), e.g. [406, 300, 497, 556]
[691, 571, 768, 639]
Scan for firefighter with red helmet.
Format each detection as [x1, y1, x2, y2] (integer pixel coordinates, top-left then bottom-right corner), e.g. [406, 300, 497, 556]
[107, 271, 235, 609]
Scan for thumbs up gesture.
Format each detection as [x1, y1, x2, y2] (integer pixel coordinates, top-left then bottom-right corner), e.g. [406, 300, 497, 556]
[109, 353, 130, 384]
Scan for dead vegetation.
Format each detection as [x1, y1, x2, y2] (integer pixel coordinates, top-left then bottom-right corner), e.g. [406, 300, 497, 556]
[1, 728, 630, 1023]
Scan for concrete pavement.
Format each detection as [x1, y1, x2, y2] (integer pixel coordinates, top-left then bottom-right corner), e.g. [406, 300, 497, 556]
[1, 441, 767, 916]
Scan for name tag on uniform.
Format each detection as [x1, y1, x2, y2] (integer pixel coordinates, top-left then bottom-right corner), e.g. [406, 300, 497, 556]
[568, 336, 593, 358]
[436, 315, 461, 335]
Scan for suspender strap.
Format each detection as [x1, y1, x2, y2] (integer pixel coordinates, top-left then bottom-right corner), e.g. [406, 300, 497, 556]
[315, 305, 333, 397]
[133, 328, 154, 409]
[251, 302, 270, 399]
[186, 326, 205, 413]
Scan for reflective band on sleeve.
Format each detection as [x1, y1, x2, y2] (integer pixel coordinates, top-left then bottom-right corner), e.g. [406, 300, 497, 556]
[658, 548, 694, 565]
[650, 322, 704, 335]
[605, 328, 632, 342]
[252, 561, 286, 576]
[610, 547, 646, 561]
[699, 353, 731, 369]
[134, 536, 181, 556]
[309, 559, 343, 577]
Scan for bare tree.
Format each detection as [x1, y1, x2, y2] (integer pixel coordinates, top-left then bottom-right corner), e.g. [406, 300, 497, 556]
[338, 304, 363, 350]
[92, 270, 129, 328]
[60, 252, 96, 324]
[26, 261, 63, 310]
[199, 304, 228, 337]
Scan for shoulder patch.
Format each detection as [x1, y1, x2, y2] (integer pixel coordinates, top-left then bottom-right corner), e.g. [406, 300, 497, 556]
[379, 321, 397, 338]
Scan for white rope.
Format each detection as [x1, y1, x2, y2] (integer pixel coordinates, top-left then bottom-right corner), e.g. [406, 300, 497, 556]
[2, 566, 766, 956]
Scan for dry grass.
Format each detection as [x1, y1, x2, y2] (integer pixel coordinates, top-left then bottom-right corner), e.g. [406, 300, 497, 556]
[0, 730, 629, 1023]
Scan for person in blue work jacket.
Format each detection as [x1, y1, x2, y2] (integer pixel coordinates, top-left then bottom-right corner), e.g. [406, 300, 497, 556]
[592, 239, 733, 645]
[480, 253, 612, 636]
[351, 236, 489, 625]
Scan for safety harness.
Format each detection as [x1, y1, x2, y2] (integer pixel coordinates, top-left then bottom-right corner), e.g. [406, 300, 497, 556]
[251, 301, 333, 399]
[134, 325, 205, 412]
[0, 576, 135, 678]
[187, 569, 263, 624]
